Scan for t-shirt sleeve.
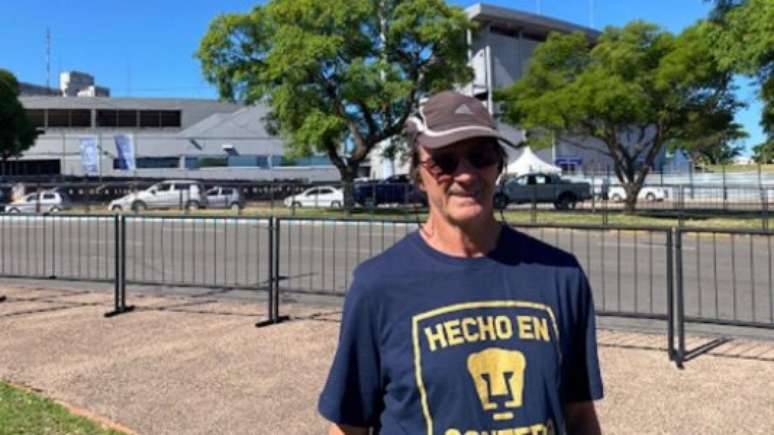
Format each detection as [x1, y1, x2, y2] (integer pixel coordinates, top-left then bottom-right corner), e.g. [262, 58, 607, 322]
[318, 268, 383, 426]
[561, 266, 604, 403]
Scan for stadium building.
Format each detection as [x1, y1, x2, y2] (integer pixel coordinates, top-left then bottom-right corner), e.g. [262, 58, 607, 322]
[14, 71, 339, 181]
[370, 2, 669, 178]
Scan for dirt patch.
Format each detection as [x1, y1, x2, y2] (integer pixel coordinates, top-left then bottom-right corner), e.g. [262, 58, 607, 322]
[1, 284, 772, 434]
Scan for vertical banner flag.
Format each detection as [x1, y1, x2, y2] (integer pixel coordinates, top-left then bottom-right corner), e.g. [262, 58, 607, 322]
[114, 134, 136, 170]
[79, 136, 99, 174]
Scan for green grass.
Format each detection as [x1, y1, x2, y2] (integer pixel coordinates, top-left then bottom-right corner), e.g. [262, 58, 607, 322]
[702, 163, 774, 173]
[0, 380, 124, 435]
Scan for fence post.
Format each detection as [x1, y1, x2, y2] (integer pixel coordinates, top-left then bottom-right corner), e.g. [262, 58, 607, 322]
[257, 216, 288, 327]
[273, 217, 286, 324]
[105, 215, 134, 317]
[722, 165, 728, 211]
[762, 187, 769, 231]
[36, 182, 41, 214]
[269, 182, 275, 210]
[673, 228, 685, 368]
[257, 217, 276, 326]
[666, 229, 676, 363]
[678, 186, 685, 228]
[84, 180, 91, 213]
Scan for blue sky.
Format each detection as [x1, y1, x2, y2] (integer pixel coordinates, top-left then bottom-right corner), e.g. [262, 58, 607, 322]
[0, 0, 765, 153]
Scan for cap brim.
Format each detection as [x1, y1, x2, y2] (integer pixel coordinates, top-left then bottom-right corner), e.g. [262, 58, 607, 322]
[417, 129, 524, 161]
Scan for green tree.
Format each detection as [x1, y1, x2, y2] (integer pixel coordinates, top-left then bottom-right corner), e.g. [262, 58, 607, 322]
[752, 140, 774, 164]
[196, 0, 473, 206]
[0, 69, 39, 165]
[670, 121, 747, 165]
[708, 0, 774, 137]
[498, 21, 738, 211]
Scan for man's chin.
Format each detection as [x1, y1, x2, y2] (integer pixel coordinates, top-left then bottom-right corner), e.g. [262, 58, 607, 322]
[446, 202, 489, 225]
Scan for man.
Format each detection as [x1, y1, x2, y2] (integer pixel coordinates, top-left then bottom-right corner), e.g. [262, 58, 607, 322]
[319, 91, 603, 435]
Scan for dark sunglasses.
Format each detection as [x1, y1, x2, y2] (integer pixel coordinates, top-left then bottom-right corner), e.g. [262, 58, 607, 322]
[419, 147, 501, 177]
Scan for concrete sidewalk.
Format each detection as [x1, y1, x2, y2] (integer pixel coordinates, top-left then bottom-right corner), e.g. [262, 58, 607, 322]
[1, 283, 773, 434]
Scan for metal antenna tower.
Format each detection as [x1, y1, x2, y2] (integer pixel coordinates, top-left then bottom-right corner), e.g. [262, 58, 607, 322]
[46, 28, 51, 93]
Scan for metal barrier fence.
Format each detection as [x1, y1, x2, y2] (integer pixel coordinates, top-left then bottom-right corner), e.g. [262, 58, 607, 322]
[511, 224, 674, 320]
[122, 215, 273, 289]
[1, 214, 772, 367]
[673, 227, 774, 365]
[0, 214, 117, 282]
[276, 217, 416, 295]
[272, 218, 679, 360]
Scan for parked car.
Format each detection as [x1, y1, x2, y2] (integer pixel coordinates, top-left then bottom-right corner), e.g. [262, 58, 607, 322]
[284, 186, 343, 208]
[5, 190, 72, 213]
[352, 174, 427, 207]
[494, 173, 592, 210]
[205, 186, 245, 210]
[608, 186, 667, 202]
[109, 180, 207, 211]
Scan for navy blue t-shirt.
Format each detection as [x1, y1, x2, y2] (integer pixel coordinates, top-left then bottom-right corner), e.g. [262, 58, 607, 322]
[318, 226, 603, 434]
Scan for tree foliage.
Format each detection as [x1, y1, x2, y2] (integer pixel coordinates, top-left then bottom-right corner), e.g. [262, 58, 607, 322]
[752, 140, 774, 164]
[670, 121, 746, 165]
[196, 0, 474, 201]
[708, 0, 774, 137]
[497, 21, 738, 211]
[0, 69, 39, 161]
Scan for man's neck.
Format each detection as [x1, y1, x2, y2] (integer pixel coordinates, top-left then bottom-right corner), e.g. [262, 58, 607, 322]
[420, 213, 502, 258]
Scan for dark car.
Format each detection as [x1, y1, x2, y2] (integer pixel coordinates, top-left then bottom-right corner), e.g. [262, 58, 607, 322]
[353, 174, 426, 207]
[494, 173, 592, 210]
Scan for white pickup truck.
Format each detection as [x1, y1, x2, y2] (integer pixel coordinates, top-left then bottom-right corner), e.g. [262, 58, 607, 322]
[607, 186, 668, 202]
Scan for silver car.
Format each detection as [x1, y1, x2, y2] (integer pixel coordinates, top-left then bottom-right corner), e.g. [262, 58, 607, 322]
[205, 186, 245, 210]
[5, 191, 72, 213]
[109, 180, 207, 211]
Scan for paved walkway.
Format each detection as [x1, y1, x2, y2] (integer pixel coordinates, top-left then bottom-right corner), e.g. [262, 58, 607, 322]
[1, 283, 773, 434]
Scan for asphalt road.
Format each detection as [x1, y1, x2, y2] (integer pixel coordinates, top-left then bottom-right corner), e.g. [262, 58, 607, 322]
[1, 215, 772, 326]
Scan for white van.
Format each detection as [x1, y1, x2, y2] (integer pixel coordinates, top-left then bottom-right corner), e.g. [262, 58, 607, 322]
[109, 180, 207, 211]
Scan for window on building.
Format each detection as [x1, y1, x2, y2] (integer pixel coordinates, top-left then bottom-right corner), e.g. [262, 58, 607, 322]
[160, 110, 181, 127]
[112, 157, 180, 169]
[70, 109, 91, 127]
[97, 110, 118, 127]
[140, 110, 161, 127]
[198, 156, 228, 167]
[117, 110, 138, 127]
[26, 110, 45, 128]
[0, 159, 60, 176]
[47, 109, 71, 127]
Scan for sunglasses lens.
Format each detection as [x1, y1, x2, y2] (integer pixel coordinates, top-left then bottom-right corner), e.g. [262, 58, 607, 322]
[424, 146, 500, 176]
[469, 151, 500, 169]
[432, 154, 460, 175]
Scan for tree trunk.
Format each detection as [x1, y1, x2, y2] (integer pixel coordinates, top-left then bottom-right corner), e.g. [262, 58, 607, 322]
[340, 165, 356, 213]
[623, 183, 641, 213]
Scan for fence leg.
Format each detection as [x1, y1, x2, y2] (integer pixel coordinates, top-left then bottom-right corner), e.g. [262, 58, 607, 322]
[673, 229, 685, 368]
[105, 215, 135, 317]
[762, 187, 769, 231]
[666, 229, 676, 363]
[257, 217, 288, 327]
